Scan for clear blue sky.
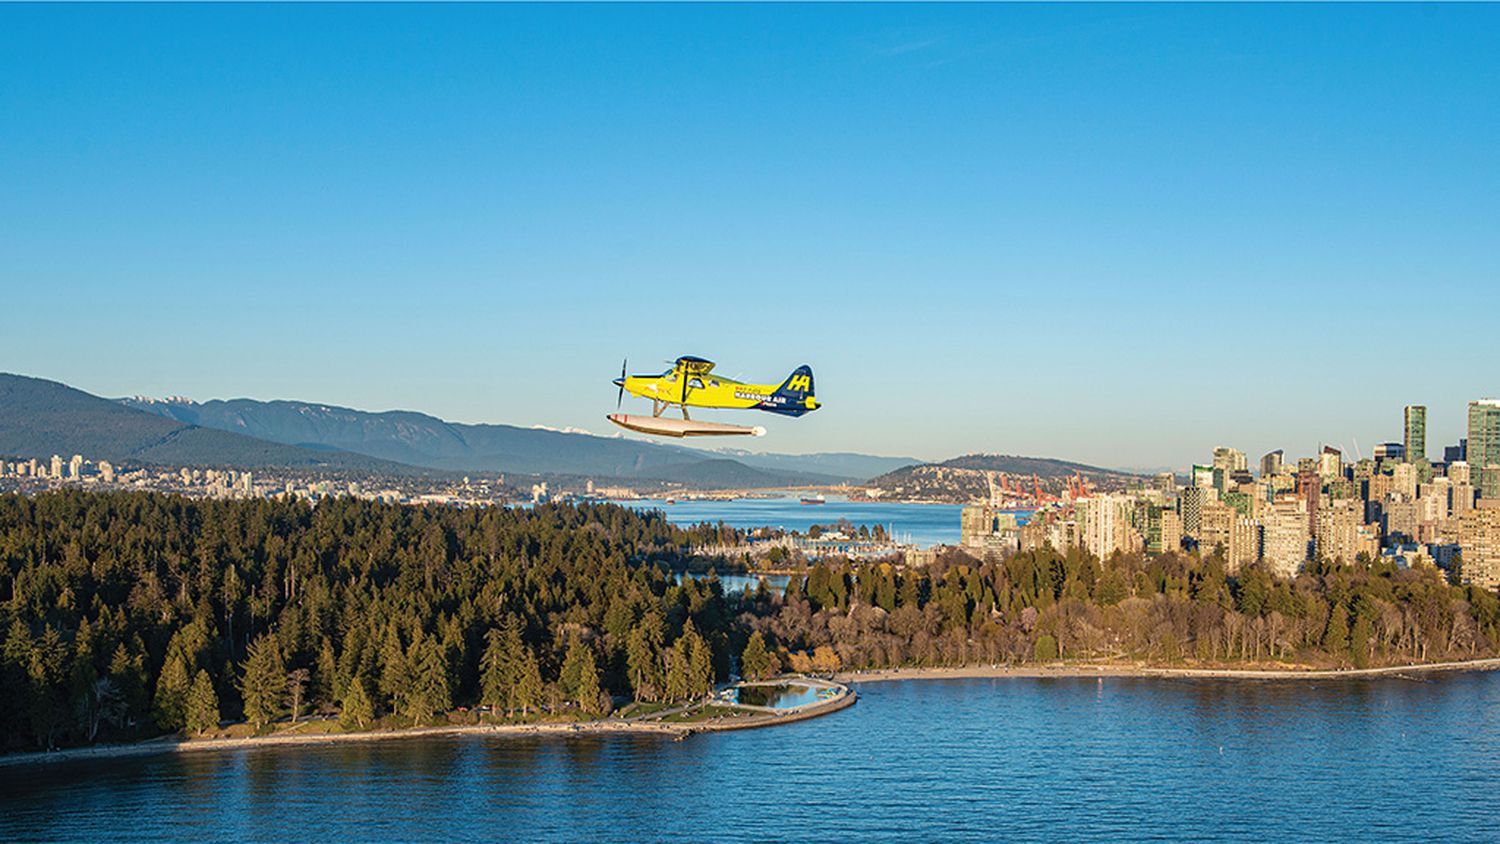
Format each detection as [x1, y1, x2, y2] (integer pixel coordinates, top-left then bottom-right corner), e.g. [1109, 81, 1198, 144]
[3, 4, 1497, 467]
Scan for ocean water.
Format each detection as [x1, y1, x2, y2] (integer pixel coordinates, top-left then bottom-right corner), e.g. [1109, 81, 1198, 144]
[5, 672, 1499, 842]
[621, 495, 973, 548]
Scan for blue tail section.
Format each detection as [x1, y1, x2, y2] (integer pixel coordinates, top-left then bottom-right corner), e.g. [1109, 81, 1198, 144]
[757, 365, 818, 417]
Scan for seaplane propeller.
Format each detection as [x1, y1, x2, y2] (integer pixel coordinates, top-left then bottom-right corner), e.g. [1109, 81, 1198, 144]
[616, 359, 627, 409]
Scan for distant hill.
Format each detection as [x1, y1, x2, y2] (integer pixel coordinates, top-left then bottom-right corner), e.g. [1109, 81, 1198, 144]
[115, 394, 858, 487]
[0, 374, 415, 473]
[705, 448, 917, 481]
[865, 453, 1142, 502]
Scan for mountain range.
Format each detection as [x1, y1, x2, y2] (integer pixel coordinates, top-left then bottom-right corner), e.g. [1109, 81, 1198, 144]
[0, 374, 411, 474]
[0, 373, 917, 487]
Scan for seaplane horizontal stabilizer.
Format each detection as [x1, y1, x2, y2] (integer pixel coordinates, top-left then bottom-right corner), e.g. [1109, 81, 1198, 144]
[606, 414, 765, 438]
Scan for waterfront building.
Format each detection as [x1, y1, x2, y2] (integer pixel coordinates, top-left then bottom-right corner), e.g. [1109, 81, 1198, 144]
[50, 454, 62, 479]
[1404, 405, 1427, 464]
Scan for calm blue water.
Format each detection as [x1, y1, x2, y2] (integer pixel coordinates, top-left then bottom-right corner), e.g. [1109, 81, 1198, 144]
[730, 683, 822, 709]
[675, 572, 791, 595]
[623, 495, 968, 547]
[5, 673, 1499, 842]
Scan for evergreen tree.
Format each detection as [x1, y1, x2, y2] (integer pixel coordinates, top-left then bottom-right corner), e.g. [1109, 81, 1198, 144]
[340, 679, 375, 730]
[153, 654, 191, 731]
[313, 639, 339, 709]
[378, 626, 409, 716]
[1324, 603, 1350, 662]
[573, 642, 603, 716]
[240, 633, 286, 731]
[185, 670, 220, 736]
[404, 636, 450, 723]
[664, 640, 691, 702]
[479, 627, 513, 717]
[1350, 614, 1374, 669]
[560, 635, 600, 709]
[740, 631, 777, 681]
[516, 647, 544, 717]
[626, 616, 663, 702]
[108, 643, 147, 727]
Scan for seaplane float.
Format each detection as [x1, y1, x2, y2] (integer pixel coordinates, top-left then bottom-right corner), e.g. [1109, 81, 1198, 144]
[607, 355, 820, 438]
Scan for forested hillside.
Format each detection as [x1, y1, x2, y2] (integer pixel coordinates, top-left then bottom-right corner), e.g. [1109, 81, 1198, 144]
[2, 490, 1497, 753]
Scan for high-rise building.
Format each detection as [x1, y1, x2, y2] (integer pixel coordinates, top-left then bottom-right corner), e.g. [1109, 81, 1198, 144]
[1262, 496, 1311, 577]
[1458, 505, 1500, 589]
[1260, 450, 1284, 478]
[1147, 506, 1182, 555]
[1180, 485, 1215, 538]
[1404, 405, 1427, 464]
[1315, 498, 1377, 566]
[1192, 464, 1214, 489]
[1468, 400, 1500, 498]
[1373, 442, 1406, 463]
[1318, 446, 1343, 480]
[1078, 494, 1143, 561]
[49, 454, 62, 479]
[1213, 447, 1248, 476]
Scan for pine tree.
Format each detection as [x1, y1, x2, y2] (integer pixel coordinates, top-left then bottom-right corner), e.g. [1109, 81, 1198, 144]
[741, 631, 777, 681]
[562, 637, 603, 716]
[313, 639, 338, 710]
[152, 655, 191, 731]
[479, 627, 514, 717]
[404, 636, 450, 723]
[664, 640, 691, 702]
[240, 633, 286, 731]
[185, 670, 220, 736]
[378, 626, 409, 716]
[1350, 614, 1374, 669]
[559, 634, 587, 701]
[626, 616, 663, 702]
[339, 679, 374, 730]
[516, 647, 544, 717]
[1324, 603, 1350, 662]
[678, 622, 713, 697]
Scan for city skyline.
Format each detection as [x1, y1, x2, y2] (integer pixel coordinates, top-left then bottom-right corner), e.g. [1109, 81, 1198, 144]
[3, 4, 1499, 464]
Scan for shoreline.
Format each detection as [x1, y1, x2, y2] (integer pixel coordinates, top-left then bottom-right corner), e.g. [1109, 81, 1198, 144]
[0, 677, 856, 770]
[836, 656, 1500, 684]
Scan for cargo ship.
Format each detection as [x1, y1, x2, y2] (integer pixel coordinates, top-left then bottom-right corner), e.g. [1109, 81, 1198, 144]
[800, 493, 826, 505]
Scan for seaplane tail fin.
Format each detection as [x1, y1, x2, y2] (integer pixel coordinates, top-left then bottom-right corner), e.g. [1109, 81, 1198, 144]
[759, 365, 818, 416]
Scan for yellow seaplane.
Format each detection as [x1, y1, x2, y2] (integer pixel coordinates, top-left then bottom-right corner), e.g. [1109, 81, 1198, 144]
[608, 355, 820, 438]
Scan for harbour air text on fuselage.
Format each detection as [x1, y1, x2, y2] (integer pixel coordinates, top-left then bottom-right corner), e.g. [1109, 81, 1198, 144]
[607, 356, 820, 438]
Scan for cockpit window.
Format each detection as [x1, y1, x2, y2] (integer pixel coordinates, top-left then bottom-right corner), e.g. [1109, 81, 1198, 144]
[689, 378, 704, 389]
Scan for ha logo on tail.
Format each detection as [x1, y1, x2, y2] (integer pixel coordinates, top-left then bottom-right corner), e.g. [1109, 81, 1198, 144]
[607, 356, 820, 437]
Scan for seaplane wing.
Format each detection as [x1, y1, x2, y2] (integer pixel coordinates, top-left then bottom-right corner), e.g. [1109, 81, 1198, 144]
[607, 354, 819, 438]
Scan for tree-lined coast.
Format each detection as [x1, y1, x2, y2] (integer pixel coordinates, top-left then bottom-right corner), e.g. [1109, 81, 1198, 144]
[3, 490, 1498, 759]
